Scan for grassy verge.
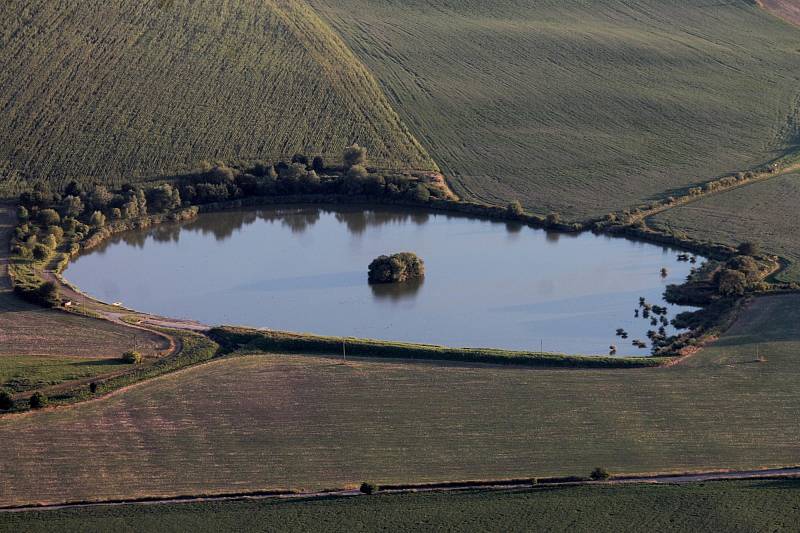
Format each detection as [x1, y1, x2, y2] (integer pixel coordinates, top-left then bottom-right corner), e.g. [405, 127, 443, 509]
[2, 479, 799, 532]
[0, 356, 131, 395]
[2, 331, 218, 413]
[209, 327, 671, 369]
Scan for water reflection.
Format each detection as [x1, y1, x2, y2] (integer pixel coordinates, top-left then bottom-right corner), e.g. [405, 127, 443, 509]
[66, 205, 702, 355]
[370, 277, 425, 301]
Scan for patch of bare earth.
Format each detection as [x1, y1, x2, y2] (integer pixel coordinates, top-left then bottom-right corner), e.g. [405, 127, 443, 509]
[759, 0, 800, 26]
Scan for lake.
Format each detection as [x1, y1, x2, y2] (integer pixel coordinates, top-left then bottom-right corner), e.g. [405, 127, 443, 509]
[64, 205, 701, 355]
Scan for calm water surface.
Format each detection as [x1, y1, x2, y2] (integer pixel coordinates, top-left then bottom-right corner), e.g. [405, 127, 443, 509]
[65, 206, 701, 355]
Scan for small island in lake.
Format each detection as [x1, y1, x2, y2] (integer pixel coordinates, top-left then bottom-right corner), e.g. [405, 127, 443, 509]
[368, 252, 425, 284]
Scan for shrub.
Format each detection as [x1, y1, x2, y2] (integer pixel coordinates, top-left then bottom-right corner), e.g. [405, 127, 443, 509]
[38, 208, 61, 226]
[590, 467, 610, 481]
[411, 184, 431, 203]
[147, 184, 181, 212]
[121, 350, 143, 364]
[546, 212, 561, 226]
[89, 382, 98, 394]
[0, 391, 13, 411]
[60, 195, 85, 218]
[291, 153, 309, 167]
[347, 164, 369, 180]
[737, 242, 760, 256]
[16, 205, 29, 221]
[715, 269, 747, 296]
[89, 210, 107, 228]
[368, 252, 425, 284]
[312, 156, 326, 173]
[32, 243, 51, 261]
[359, 482, 377, 495]
[343, 144, 367, 168]
[30, 392, 48, 409]
[507, 200, 524, 217]
[37, 281, 60, 306]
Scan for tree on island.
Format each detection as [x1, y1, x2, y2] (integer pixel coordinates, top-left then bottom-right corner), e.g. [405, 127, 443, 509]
[368, 252, 425, 284]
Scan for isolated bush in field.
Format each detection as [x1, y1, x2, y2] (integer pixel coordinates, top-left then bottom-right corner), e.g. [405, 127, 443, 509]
[32, 243, 51, 261]
[122, 351, 143, 364]
[368, 252, 425, 284]
[312, 156, 326, 173]
[16, 205, 29, 221]
[29, 392, 47, 409]
[0, 391, 13, 411]
[359, 482, 377, 495]
[89, 382, 98, 394]
[38, 208, 61, 226]
[343, 144, 367, 168]
[89, 210, 107, 228]
[715, 269, 747, 296]
[590, 467, 610, 481]
[507, 200, 524, 217]
[737, 242, 760, 256]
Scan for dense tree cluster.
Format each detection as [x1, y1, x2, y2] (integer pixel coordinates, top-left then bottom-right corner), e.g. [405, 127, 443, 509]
[368, 252, 425, 284]
[176, 145, 447, 206]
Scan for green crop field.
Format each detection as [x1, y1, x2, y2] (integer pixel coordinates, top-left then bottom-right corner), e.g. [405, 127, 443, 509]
[0, 356, 131, 394]
[310, 0, 800, 219]
[0, 0, 434, 195]
[651, 173, 800, 283]
[2, 479, 799, 532]
[1, 293, 799, 507]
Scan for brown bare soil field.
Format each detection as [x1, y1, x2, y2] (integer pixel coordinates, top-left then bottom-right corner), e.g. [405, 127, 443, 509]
[0, 204, 166, 358]
[1, 294, 799, 507]
[760, 0, 800, 26]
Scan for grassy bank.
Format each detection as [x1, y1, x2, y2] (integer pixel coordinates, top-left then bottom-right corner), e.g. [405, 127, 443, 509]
[2, 479, 798, 532]
[1, 294, 799, 506]
[651, 173, 800, 283]
[1, 330, 218, 413]
[210, 327, 670, 368]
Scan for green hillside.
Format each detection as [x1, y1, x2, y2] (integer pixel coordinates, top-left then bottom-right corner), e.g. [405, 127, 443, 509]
[0, 0, 435, 195]
[311, 0, 800, 219]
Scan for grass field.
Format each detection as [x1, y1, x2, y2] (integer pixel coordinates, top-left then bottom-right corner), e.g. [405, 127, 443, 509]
[310, 0, 800, 219]
[0, 356, 130, 394]
[1, 293, 799, 507]
[651, 173, 800, 283]
[0, 0, 434, 195]
[3, 479, 800, 532]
